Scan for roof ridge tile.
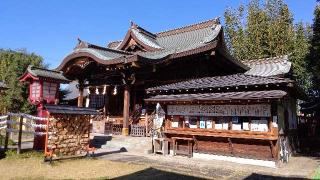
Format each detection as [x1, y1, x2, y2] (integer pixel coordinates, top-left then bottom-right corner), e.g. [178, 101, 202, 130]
[156, 17, 220, 37]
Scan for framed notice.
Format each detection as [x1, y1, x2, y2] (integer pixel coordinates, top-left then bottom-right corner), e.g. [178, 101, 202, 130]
[167, 104, 271, 117]
[189, 117, 197, 128]
[242, 122, 250, 130]
[206, 120, 213, 129]
[232, 124, 242, 131]
[171, 122, 179, 128]
[251, 120, 260, 131]
[200, 117, 206, 129]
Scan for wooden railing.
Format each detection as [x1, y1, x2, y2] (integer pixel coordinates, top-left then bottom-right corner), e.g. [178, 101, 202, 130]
[112, 124, 123, 135]
[129, 108, 142, 125]
[145, 111, 155, 137]
[130, 125, 146, 137]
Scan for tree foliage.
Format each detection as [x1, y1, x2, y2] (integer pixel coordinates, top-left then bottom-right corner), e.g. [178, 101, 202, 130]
[308, 4, 320, 98]
[224, 0, 311, 90]
[0, 49, 45, 114]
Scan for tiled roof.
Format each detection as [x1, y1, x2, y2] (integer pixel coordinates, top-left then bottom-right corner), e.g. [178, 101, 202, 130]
[56, 18, 250, 73]
[44, 104, 99, 115]
[145, 90, 287, 102]
[243, 55, 291, 77]
[59, 18, 246, 69]
[147, 74, 292, 92]
[131, 29, 162, 49]
[26, 65, 70, 82]
[72, 48, 126, 61]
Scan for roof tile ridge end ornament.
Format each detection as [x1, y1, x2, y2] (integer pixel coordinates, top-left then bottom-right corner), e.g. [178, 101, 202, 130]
[74, 37, 89, 50]
[156, 17, 220, 37]
[130, 20, 157, 39]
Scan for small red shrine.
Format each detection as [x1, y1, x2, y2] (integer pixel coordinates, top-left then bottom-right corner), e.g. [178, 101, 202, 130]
[19, 65, 70, 149]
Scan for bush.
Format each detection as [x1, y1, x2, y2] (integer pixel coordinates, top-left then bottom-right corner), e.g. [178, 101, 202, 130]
[0, 134, 15, 146]
[5, 150, 43, 159]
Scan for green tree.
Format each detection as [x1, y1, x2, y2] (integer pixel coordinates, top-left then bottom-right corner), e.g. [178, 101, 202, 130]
[308, 4, 320, 98]
[224, 4, 248, 60]
[291, 23, 311, 91]
[223, 0, 310, 90]
[0, 49, 45, 113]
[246, 0, 268, 59]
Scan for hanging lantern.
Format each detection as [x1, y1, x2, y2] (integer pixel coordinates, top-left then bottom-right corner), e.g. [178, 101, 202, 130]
[20, 65, 70, 105]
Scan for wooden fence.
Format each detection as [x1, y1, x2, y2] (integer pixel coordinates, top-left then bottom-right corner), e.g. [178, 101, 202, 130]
[0, 113, 47, 154]
[112, 124, 123, 135]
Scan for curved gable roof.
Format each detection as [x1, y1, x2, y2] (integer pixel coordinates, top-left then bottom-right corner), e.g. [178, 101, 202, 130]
[57, 17, 247, 72]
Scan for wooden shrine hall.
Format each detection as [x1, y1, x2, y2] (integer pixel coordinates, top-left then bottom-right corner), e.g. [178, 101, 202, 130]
[57, 18, 248, 135]
[43, 17, 301, 162]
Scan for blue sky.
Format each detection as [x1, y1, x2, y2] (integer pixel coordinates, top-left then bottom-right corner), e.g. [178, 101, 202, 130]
[0, 0, 317, 69]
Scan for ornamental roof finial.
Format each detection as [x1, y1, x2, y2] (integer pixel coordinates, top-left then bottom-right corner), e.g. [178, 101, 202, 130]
[130, 20, 138, 28]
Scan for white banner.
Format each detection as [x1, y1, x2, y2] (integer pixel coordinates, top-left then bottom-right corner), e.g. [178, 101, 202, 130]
[167, 104, 271, 117]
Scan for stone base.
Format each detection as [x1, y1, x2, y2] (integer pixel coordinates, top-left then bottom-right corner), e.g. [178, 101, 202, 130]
[122, 128, 129, 136]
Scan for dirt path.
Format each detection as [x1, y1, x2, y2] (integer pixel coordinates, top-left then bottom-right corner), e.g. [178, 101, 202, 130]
[97, 148, 319, 179]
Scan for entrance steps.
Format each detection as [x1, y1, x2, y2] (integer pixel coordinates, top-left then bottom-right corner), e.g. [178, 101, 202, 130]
[101, 135, 152, 153]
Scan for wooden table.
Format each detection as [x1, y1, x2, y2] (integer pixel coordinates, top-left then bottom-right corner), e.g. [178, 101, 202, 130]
[172, 137, 194, 158]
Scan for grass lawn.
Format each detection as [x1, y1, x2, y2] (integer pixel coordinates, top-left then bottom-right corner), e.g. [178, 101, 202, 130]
[313, 166, 320, 180]
[0, 151, 148, 179]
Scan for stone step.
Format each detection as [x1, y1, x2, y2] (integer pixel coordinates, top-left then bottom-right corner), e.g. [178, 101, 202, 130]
[101, 136, 152, 153]
[90, 135, 111, 148]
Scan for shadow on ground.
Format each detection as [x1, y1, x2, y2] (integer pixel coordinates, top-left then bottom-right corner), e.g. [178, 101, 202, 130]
[243, 173, 309, 180]
[113, 167, 205, 180]
[93, 147, 127, 157]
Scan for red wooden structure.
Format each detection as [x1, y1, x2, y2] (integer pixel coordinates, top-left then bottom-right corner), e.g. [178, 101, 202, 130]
[19, 65, 70, 150]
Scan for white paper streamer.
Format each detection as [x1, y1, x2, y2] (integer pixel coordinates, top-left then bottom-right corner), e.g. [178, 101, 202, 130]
[31, 124, 47, 129]
[21, 113, 47, 121]
[0, 115, 8, 120]
[0, 120, 7, 125]
[34, 132, 47, 136]
[0, 126, 7, 130]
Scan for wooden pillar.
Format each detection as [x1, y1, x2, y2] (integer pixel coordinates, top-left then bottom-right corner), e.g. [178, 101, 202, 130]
[17, 115, 23, 154]
[122, 85, 130, 136]
[78, 84, 84, 107]
[4, 115, 10, 151]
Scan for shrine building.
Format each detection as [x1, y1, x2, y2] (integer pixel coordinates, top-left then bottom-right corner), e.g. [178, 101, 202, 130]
[23, 17, 302, 162]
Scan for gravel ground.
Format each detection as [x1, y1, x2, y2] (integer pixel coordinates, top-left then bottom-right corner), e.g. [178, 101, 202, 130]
[97, 148, 319, 179]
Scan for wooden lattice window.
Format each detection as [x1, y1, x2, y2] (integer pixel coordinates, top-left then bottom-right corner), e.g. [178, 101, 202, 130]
[30, 81, 41, 99]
